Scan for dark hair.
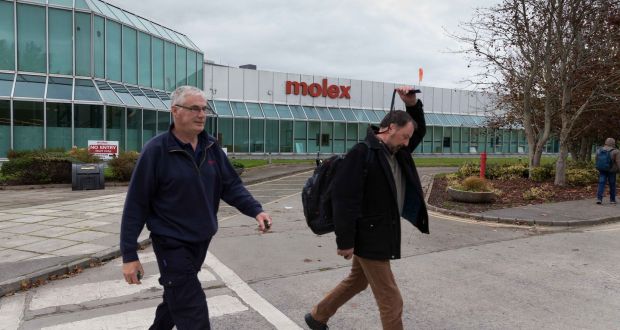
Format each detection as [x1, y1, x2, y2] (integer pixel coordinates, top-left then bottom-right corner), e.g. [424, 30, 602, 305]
[379, 110, 416, 130]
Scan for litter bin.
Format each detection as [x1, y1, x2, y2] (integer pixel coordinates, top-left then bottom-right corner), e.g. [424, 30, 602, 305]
[72, 163, 105, 190]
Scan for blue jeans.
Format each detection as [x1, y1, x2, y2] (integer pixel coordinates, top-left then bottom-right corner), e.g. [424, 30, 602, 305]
[597, 171, 617, 202]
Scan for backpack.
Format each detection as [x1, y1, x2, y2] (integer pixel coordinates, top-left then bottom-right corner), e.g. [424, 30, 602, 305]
[595, 148, 615, 171]
[302, 141, 372, 235]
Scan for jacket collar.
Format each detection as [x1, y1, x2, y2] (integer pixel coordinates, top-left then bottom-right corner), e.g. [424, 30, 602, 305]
[365, 125, 384, 149]
[165, 124, 215, 151]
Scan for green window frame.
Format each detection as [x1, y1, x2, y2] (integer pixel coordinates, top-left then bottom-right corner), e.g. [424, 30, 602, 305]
[280, 120, 293, 152]
[106, 106, 125, 151]
[127, 108, 142, 151]
[13, 101, 44, 151]
[187, 50, 197, 87]
[94, 15, 105, 78]
[233, 118, 249, 153]
[197, 53, 204, 89]
[48, 8, 73, 75]
[294, 121, 307, 153]
[0, 1, 15, 71]
[46, 102, 72, 150]
[122, 26, 138, 85]
[0, 101, 11, 157]
[308, 121, 320, 153]
[218, 117, 233, 151]
[176, 46, 187, 87]
[143, 109, 157, 144]
[138, 32, 151, 88]
[75, 12, 91, 77]
[152, 38, 164, 90]
[157, 111, 170, 133]
[17, 4, 46, 73]
[265, 120, 278, 153]
[106, 20, 121, 81]
[164, 42, 175, 91]
[74, 104, 103, 148]
[250, 119, 264, 152]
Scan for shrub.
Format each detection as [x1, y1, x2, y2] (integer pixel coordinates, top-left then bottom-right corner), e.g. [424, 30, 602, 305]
[230, 160, 245, 169]
[523, 186, 555, 200]
[497, 163, 529, 179]
[66, 147, 102, 163]
[530, 166, 552, 182]
[566, 168, 598, 186]
[455, 176, 492, 192]
[0, 156, 71, 184]
[456, 162, 479, 178]
[107, 151, 139, 181]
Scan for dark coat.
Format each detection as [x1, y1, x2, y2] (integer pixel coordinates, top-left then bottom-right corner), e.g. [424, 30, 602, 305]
[120, 126, 263, 263]
[332, 100, 429, 260]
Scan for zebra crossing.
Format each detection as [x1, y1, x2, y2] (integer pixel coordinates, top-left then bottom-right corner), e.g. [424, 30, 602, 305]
[3, 247, 302, 330]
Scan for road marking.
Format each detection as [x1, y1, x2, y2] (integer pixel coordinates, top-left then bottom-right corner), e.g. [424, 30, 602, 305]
[428, 211, 533, 229]
[31, 265, 217, 310]
[0, 293, 26, 330]
[30, 276, 161, 310]
[206, 252, 302, 330]
[39, 294, 248, 330]
[583, 224, 620, 232]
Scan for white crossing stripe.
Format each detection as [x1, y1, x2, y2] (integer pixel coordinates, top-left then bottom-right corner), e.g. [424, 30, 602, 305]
[0, 293, 26, 330]
[206, 252, 302, 330]
[30, 276, 161, 310]
[40, 295, 247, 330]
[30, 266, 217, 311]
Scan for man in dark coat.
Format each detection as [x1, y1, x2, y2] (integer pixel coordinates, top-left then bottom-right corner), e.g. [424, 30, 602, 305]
[305, 87, 429, 330]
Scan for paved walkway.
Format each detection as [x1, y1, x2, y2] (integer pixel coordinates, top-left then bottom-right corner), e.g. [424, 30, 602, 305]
[0, 163, 618, 297]
[0, 163, 313, 296]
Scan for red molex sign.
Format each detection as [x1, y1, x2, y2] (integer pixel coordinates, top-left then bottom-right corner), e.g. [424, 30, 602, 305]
[285, 79, 351, 99]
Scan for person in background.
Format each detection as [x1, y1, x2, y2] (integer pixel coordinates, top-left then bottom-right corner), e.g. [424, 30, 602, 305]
[595, 137, 620, 205]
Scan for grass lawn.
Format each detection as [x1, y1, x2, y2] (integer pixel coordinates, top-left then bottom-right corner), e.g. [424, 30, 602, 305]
[413, 156, 557, 167]
[231, 159, 314, 169]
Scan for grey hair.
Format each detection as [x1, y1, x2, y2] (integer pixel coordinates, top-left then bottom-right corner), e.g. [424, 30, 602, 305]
[605, 137, 616, 147]
[170, 86, 207, 108]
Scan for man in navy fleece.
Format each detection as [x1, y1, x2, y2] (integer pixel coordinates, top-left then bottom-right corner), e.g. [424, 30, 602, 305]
[120, 85, 272, 330]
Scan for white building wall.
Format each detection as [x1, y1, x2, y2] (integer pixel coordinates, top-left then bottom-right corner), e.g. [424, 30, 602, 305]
[228, 67, 244, 101]
[211, 65, 229, 100]
[204, 65, 213, 99]
[273, 72, 288, 103]
[258, 70, 273, 103]
[203, 63, 488, 116]
[243, 69, 259, 102]
[349, 79, 362, 108]
[338, 78, 351, 108]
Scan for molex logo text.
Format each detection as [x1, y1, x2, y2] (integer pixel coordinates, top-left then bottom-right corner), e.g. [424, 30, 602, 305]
[285, 79, 351, 99]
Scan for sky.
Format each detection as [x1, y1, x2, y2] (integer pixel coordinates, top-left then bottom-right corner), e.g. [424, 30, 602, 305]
[106, 0, 499, 90]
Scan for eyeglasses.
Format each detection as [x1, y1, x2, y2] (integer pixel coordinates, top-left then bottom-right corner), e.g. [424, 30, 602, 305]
[174, 104, 214, 114]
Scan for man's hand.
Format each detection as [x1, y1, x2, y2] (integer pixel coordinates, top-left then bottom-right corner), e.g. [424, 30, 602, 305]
[337, 248, 354, 260]
[396, 86, 418, 107]
[255, 212, 272, 233]
[122, 260, 145, 285]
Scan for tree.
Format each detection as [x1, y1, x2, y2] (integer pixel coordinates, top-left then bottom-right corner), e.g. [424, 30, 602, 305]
[453, 0, 620, 185]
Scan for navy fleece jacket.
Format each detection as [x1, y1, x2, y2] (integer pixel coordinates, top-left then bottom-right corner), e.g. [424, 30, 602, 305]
[120, 126, 263, 263]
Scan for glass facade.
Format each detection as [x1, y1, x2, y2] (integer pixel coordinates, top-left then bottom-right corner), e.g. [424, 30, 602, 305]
[203, 101, 559, 156]
[0, 0, 204, 158]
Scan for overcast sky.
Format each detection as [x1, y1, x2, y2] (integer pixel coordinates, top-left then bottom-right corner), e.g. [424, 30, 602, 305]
[106, 0, 498, 90]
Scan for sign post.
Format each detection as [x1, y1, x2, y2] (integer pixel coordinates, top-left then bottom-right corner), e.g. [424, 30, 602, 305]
[87, 140, 119, 160]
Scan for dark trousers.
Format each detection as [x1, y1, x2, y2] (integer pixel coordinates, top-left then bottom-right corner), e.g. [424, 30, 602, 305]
[597, 171, 617, 202]
[150, 234, 212, 330]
